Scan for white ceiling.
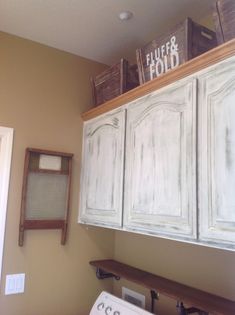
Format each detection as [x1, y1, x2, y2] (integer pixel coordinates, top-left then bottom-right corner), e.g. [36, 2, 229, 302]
[0, 0, 215, 65]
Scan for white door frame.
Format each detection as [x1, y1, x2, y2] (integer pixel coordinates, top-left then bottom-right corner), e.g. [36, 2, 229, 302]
[0, 126, 13, 283]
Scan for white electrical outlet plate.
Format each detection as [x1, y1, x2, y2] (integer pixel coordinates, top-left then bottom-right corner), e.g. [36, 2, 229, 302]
[5, 273, 25, 295]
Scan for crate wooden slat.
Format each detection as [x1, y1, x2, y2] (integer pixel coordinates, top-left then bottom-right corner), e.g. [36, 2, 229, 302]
[136, 17, 217, 84]
[213, 0, 235, 44]
[91, 59, 139, 106]
[90, 259, 235, 315]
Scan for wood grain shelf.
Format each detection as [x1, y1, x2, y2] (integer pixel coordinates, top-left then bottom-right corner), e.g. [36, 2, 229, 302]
[82, 39, 235, 121]
[90, 259, 235, 315]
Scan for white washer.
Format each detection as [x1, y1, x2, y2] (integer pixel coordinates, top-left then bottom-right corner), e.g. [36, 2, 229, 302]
[90, 291, 153, 315]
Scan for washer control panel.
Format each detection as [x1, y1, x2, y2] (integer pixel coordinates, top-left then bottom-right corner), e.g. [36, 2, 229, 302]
[90, 291, 153, 315]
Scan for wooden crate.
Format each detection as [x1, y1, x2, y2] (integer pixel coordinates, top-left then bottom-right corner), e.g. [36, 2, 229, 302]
[136, 17, 217, 84]
[91, 59, 139, 106]
[212, 0, 235, 44]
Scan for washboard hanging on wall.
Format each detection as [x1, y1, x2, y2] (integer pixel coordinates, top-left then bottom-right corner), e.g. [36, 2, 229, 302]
[19, 148, 73, 246]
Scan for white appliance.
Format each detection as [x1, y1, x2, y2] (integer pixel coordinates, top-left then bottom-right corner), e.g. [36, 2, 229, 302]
[90, 291, 153, 315]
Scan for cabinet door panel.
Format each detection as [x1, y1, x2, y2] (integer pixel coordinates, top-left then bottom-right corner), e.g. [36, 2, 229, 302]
[199, 57, 235, 245]
[124, 79, 197, 239]
[79, 109, 125, 227]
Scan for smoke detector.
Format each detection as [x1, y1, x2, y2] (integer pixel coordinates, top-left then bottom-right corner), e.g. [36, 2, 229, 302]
[118, 11, 133, 21]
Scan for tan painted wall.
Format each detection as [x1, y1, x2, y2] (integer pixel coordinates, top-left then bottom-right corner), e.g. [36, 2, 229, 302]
[0, 31, 114, 315]
[114, 231, 235, 314]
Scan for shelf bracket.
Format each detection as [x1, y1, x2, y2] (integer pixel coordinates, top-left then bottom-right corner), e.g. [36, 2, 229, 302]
[150, 289, 159, 313]
[176, 301, 209, 315]
[96, 268, 120, 281]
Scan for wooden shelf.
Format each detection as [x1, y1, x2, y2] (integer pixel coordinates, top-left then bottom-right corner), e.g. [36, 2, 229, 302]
[90, 259, 235, 315]
[82, 39, 235, 121]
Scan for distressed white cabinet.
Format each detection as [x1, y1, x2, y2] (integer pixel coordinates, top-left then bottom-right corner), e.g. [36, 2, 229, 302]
[79, 108, 125, 227]
[79, 42, 235, 250]
[198, 57, 235, 247]
[124, 78, 197, 239]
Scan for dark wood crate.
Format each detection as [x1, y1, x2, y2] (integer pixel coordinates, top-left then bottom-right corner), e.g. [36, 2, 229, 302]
[212, 0, 235, 44]
[91, 59, 139, 106]
[136, 17, 217, 84]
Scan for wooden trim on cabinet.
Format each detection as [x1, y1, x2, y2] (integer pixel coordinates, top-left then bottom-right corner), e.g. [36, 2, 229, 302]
[82, 39, 235, 121]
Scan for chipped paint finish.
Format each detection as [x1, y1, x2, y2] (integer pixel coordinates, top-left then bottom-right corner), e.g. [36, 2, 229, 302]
[79, 108, 125, 227]
[79, 54, 235, 250]
[124, 78, 197, 239]
[198, 57, 235, 244]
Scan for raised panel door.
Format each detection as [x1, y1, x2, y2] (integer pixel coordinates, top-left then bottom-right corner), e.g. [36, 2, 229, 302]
[124, 78, 197, 239]
[198, 57, 235, 247]
[79, 108, 125, 227]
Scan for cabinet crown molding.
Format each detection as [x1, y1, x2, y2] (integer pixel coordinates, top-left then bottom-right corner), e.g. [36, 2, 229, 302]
[82, 39, 235, 121]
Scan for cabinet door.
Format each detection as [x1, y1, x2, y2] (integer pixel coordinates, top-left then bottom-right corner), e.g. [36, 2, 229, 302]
[198, 57, 235, 246]
[124, 79, 197, 239]
[79, 109, 125, 227]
